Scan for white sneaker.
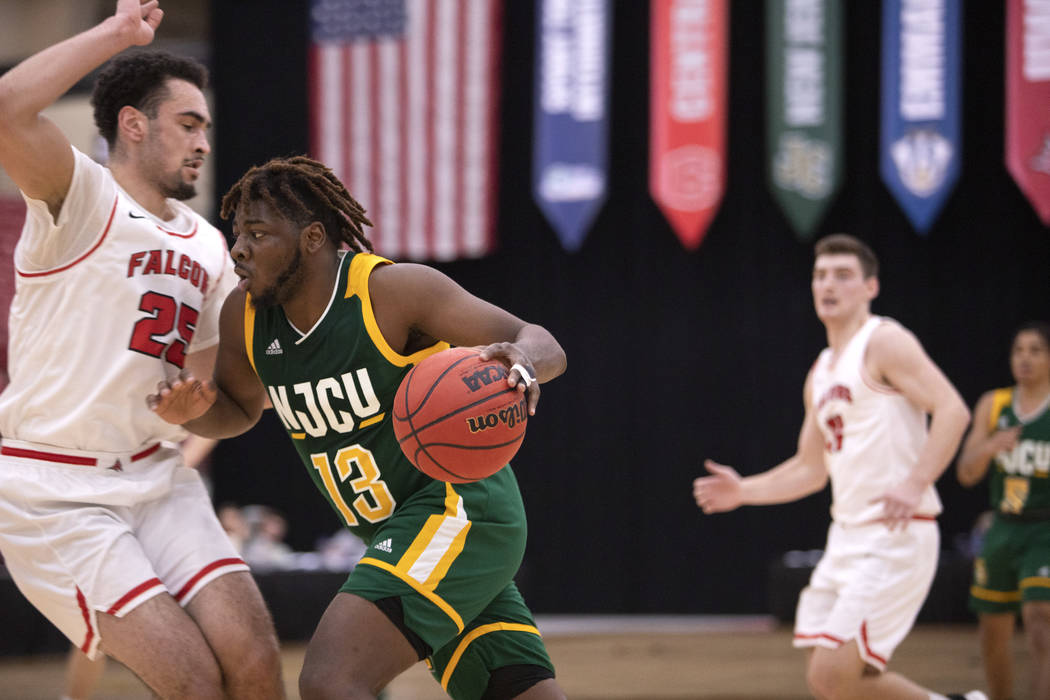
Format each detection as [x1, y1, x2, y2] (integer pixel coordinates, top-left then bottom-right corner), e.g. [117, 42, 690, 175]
[946, 692, 988, 700]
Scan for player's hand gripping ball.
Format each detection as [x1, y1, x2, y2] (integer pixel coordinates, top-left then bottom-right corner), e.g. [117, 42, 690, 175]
[392, 347, 528, 483]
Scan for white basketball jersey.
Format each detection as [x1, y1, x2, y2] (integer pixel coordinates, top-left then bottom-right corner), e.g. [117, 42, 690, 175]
[0, 147, 235, 452]
[810, 316, 942, 524]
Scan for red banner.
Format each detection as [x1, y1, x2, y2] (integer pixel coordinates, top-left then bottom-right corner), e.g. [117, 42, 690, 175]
[649, 0, 728, 249]
[1006, 0, 1050, 226]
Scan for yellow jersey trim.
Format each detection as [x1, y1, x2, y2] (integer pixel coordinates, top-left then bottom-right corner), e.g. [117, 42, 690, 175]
[344, 253, 449, 367]
[989, 387, 1014, 432]
[359, 413, 385, 429]
[971, 585, 1022, 602]
[357, 556, 464, 632]
[244, 294, 257, 374]
[440, 622, 542, 691]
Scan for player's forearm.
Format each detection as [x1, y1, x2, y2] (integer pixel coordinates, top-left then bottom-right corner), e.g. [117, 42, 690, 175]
[514, 324, 566, 383]
[0, 16, 139, 124]
[740, 456, 828, 505]
[180, 390, 262, 439]
[911, 398, 971, 487]
[956, 439, 995, 488]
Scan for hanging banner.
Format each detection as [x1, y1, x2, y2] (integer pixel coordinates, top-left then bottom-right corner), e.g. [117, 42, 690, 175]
[766, 0, 843, 240]
[308, 0, 503, 261]
[532, 0, 612, 252]
[1006, 0, 1050, 226]
[649, 0, 729, 250]
[879, 0, 962, 234]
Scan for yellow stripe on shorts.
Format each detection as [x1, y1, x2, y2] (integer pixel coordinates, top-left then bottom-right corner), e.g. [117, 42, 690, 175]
[971, 584, 1022, 602]
[1021, 576, 1050, 591]
[440, 622, 542, 691]
[397, 483, 472, 590]
[357, 557, 464, 633]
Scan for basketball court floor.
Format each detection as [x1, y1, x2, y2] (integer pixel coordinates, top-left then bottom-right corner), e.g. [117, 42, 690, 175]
[0, 616, 1022, 699]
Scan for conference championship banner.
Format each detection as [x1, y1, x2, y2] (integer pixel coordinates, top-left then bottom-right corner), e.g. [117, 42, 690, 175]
[533, 0, 612, 252]
[879, 0, 962, 234]
[766, 0, 843, 240]
[649, 0, 729, 250]
[308, 0, 502, 261]
[1006, 0, 1050, 226]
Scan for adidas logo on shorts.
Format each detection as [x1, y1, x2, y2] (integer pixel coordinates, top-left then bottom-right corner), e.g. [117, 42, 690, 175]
[265, 338, 283, 355]
[375, 538, 393, 553]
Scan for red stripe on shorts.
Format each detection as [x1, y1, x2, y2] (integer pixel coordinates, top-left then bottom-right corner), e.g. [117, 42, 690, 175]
[106, 577, 164, 615]
[793, 631, 846, 645]
[174, 557, 246, 602]
[860, 621, 888, 666]
[76, 586, 95, 654]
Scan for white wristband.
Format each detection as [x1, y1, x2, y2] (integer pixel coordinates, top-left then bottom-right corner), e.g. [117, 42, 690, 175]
[510, 363, 535, 388]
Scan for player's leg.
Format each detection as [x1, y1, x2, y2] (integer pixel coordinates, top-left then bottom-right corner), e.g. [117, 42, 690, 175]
[807, 641, 935, 699]
[184, 571, 285, 699]
[136, 464, 285, 698]
[96, 593, 225, 698]
[1022, 599, 1050, 699]
[976, 612, 1015, 700]
[62, 645, 106, 700]
[299, 592, 419, 699]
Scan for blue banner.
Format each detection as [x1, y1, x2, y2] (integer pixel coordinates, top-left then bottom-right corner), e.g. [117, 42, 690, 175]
[879, 0, 962, 234]
[532, 0, 612, 252]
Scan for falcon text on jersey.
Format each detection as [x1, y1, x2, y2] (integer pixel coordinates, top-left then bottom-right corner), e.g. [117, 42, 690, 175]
[127, 249, 211, 294]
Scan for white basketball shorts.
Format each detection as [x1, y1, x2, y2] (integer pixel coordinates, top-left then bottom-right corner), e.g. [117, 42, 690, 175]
[792, 518, 939, 670]
[0, 439, 248, 659]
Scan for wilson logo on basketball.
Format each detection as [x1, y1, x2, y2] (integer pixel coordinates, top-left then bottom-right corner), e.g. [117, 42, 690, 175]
[461, 365, 508, 392]
[466, 400, 528, 433]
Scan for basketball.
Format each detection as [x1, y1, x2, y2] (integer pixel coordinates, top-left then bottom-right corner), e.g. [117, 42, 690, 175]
[392, 347, 528, 483]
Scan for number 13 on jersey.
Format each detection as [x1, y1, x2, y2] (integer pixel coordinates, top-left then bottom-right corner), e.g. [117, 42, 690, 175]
[310, 445, 396, 527]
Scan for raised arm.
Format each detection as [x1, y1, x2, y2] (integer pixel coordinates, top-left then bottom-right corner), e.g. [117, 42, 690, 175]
[694, 371, 828, 513]
[956, 391, 1019, 488]
[368, 262, 567, 415]
[0, 0, 161, 213]
[866, 322, 971, 525]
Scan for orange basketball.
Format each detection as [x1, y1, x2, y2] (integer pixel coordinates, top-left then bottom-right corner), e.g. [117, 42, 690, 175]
[392, 347, 528, 483]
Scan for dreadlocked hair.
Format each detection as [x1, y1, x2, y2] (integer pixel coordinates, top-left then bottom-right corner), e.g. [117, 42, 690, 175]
[220, 155, 375, 253]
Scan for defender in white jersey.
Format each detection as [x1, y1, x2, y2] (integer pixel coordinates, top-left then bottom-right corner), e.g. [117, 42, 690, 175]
[693, 234, 979, 700]
[0, 2, 283, 698]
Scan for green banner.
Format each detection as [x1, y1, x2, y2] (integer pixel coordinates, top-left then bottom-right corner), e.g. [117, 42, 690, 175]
[766, 0, 843, 239]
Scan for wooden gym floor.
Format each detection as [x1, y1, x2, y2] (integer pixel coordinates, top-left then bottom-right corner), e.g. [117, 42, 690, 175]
[0, 616, 1024, 699]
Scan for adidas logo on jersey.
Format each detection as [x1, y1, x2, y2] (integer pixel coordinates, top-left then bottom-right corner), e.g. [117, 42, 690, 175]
[265, 339, 283, 355]
[375, 538, 393, 553]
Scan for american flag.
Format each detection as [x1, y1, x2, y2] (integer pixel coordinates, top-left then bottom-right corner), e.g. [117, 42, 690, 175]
[308, 0, 502, 261]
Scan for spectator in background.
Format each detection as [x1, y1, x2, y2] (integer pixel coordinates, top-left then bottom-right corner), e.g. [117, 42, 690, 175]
[957, 321, 1050, 700]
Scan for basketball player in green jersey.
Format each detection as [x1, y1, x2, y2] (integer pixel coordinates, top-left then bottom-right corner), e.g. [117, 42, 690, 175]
[958, 321, 1050, 700]
[146, 155, 567, 700]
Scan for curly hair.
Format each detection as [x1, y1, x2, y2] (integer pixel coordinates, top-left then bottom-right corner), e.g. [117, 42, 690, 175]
[220, 156, 375, 253]
[91, 50, 208, 147]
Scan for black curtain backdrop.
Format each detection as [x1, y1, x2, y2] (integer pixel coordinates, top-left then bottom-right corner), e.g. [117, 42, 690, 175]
[209, 0, 1049, 614]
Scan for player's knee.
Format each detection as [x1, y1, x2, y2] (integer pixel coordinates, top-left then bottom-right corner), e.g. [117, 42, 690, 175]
[805, 657, 852, 700]
[299, 658, 370, 700]
[1022, 601, 1050, 652]
[225, 633, 282, 685]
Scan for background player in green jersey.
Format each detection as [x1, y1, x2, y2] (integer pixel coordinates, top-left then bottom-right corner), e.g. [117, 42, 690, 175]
[147, 155, 568, 700]
[958, 321, 1050, 700]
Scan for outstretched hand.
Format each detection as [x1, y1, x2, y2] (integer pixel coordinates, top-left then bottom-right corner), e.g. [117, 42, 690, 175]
[693, 459, 744, 514]
[117, 0, 164, 46]
[478, 343, 541, 416]
[146, 370, 217, 425]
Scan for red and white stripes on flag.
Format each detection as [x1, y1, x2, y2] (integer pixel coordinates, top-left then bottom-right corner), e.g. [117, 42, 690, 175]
[308, 0, 502, 261]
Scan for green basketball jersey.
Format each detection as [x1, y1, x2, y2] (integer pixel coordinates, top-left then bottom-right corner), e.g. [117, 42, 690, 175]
[243, 252, 449, 542]
[988, 387, 1050, 514]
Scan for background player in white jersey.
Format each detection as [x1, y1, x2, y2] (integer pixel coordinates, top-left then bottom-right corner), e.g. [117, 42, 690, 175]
[693, 234, 979, 700]
[0, 1, 283, 697]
